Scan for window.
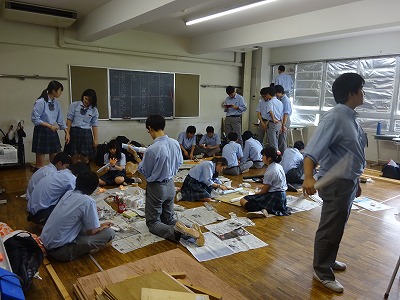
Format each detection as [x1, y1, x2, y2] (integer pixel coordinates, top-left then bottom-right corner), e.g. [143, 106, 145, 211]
[273, 55, 400, 132]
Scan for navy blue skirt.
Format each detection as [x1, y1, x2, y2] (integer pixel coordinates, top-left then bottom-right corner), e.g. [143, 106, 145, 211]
[31, 125, 61, 154]
[65, 127, 95, 158]
[181, 175, 213, 201]
[244, 191, 290, 216]
[100, 170, 127, 185]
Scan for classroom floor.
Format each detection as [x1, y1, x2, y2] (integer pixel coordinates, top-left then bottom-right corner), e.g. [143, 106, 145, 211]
[0, 161, 400, 299]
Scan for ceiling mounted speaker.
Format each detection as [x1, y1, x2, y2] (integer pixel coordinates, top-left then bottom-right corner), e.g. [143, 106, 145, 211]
[1, 1, 77, 28]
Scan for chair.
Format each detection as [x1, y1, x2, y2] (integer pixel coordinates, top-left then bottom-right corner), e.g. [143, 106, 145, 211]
[288, 127, 304, 147]
[384, 256, 400, 298]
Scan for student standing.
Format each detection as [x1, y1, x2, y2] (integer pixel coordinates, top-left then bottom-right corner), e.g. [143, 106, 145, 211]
[274, 65, 293, 96]
[275, 85, 292, 153]
[65, 89, 99, 164]
[181, 157, 228, 202]
[128, 115, 204, 246]
[222, 132, 253, 176]
[242, 131, 264, 169]
[177, 126, 197, 160]
[223, 86, 247, 146]
[239, 146, 290, 217]
[260, 87, 283, 151]
[31, 81, 69, 169]
[256, 91, 270, 146]
[41, 171, 115, 261]
[26, 152, 72, 202]
[303, 73, 367, 293]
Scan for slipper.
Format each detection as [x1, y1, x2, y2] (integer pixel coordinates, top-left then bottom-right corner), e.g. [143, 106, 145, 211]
[192, 223, 205, 247]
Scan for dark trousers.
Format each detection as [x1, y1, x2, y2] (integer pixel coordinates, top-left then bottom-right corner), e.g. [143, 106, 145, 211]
[313, 178, 358, 280]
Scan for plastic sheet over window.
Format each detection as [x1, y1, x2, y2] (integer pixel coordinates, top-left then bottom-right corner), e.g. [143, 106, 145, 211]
[280, 56, 400, 132]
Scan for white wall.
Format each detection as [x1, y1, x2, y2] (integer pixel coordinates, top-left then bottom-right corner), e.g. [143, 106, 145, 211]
[269, 31, 400, 163]
[0, 19, 242, 164]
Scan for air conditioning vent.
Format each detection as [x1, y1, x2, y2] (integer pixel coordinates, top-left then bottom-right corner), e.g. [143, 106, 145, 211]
[1, 1, 77, 28]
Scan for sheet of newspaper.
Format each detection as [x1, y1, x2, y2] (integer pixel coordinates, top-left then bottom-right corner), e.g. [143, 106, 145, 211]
[177, 206, 226, 226]
[92, 186, 165, 254]
[181, 228, 268, 262]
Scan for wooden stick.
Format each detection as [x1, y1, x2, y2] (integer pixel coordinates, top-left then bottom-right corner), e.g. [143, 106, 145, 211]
[43, 258, 72, 300]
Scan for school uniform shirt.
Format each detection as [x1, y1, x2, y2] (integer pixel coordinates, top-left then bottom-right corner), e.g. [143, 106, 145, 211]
[67, 101, 99, 129]
[243, 138, 263, 162]
[280, 94, 292, 117]
[40, 190, 99, 250]
[26, 163, 57, 201]
[222, 141, 244, 168]
[199, 133, 221, 146]
[138, 135, 183, 182]
[275, 73, 293, 92]
[269, 97, 284, 121]
[31, 97, 66, 129]
[103, 153, 126, 169]
[27, 169, 76, 215]
[263, 162, 287, 192]
[256, 99, 270, 120]
[280, 148, 303, 173]
[177, 132, 196, 149]
[188, 161, 215, 186]
[223, 94, 247, 116]
[304, 104, 367, 180]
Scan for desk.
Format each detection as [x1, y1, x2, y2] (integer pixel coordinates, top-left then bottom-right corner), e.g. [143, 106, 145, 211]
[372, 134, 400, 166]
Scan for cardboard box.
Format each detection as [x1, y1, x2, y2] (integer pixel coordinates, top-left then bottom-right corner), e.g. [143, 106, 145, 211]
[0, 144, 18, 164]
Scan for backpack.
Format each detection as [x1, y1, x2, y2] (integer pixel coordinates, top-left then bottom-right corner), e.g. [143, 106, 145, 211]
[382, 163, 400, 180]
[95, 142, 109, 166]
[4, 232, 44, 292]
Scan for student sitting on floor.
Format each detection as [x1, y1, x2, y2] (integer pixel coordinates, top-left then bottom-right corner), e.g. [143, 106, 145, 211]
[26, 152, 72, 202]
[196, 126, 221, 157]
[222, 132, 253, 176]
[99, 140, 128, 186]
[239, 146, 290, 217]
[178, 125, 197, 160]
[242, 131, 264, 169]
[180, 157, 229, 202]
[40, 171, 115, 261]
[280, 141, 305, 184]
[27, 162, 89, 225]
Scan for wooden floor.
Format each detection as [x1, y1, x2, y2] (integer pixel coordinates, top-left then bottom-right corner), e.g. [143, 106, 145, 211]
[1, 161, 400, 299]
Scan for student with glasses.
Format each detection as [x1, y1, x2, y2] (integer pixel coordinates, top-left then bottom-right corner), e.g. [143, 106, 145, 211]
[31, 81, 69, 170]
[65, 89, 99, 165]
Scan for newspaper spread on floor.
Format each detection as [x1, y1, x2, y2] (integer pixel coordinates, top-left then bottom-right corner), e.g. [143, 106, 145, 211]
[181, 228, 268, 262]
[92, 186, 164, 254]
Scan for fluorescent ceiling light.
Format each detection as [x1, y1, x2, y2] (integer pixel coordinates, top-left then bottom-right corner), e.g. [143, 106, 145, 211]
[186, 0, 277, 26]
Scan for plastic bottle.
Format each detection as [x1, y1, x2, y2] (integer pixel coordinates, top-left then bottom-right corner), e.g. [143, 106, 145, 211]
[376, 122, 382, 135]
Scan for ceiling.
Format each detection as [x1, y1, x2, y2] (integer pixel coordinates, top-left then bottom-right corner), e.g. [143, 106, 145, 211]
[2, 0, 400, 54]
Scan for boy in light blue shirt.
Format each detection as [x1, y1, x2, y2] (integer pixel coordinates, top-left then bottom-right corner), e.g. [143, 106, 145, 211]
[222, 132, 253, 176]
[197, 126, 221, 157]
[27, 162, 89, 225]
[41, 171, 115, 261]
[26, 152, 71, 202]
[303, 73, 367, 293]
[242, 131, 264, 169]
[178, 125, 196, 160]
[275, 85, 293, 153]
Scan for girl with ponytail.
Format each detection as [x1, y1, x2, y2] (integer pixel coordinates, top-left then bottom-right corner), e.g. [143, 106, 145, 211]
[239, 146, 290, 216]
